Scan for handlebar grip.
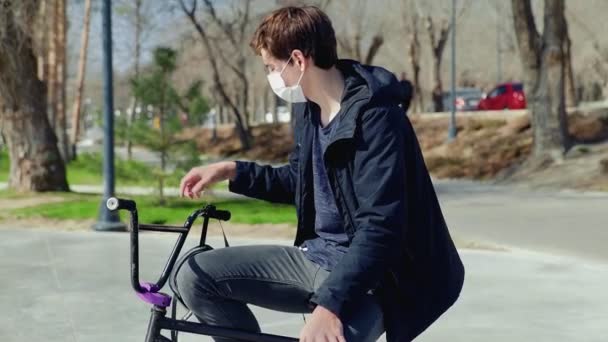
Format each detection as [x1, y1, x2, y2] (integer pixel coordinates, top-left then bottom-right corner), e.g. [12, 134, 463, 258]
[106, 197, 137, 212]
[212, 209, 231, 221]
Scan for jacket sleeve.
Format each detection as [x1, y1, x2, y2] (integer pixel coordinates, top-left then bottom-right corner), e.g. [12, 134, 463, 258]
[228, 145, 299, 205]
[310, 106, 406, 318]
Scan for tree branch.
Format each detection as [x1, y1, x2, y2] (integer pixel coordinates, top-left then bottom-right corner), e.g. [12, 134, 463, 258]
[202, 0, 238, 47]
[511, 0, 541, 68]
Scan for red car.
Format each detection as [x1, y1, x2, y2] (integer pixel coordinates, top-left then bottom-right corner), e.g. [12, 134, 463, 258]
[477, 82, 527, 110]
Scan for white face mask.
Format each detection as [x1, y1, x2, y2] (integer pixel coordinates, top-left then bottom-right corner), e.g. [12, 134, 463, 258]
[267, 55, 306, 103]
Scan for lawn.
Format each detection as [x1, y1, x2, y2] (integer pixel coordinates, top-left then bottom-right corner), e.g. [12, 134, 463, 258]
[0, 150, 227, 190]
[0, 149, 8, 182]
[6, 192, 297, 226]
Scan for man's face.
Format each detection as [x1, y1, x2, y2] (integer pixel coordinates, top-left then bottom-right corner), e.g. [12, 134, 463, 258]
[261, 49, 303, 87]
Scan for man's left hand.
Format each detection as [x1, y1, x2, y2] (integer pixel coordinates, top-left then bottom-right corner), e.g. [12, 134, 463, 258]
[299, 305, 346, 342]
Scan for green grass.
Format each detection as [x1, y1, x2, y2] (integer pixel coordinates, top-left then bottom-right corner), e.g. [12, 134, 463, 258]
[0, 149, 8, 182]
[8, 193, 296, 225]
[0, 150, 228, 190]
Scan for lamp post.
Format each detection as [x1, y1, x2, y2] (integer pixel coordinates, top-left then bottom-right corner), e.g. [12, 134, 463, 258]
[93, 0, 126, 232]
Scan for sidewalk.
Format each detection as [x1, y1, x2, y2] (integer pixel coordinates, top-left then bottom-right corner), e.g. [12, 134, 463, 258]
[1, 229, 606, 342]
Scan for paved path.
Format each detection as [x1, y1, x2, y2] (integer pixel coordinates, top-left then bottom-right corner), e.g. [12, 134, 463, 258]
[1, 180, 607, 341]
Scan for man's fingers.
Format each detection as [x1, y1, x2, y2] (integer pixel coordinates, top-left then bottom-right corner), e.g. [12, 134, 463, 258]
[181, 179, 192, 198]
[190, 179, 207, 198]
[179, 170, 195, 197]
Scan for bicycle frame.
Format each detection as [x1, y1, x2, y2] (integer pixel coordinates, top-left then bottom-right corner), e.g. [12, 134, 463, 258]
[106, 197, 298, 342]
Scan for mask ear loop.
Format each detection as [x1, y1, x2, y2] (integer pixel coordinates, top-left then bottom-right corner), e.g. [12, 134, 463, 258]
[295, 64, 305, 86]
[279, 54, 294, 76]
[279, 53, 305, 87]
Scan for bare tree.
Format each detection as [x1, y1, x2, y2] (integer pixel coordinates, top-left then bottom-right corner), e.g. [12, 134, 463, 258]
[42, 0, 68, 161]
[47, 0, 58, 129]
[0, 0, 69, 191]
[70, 0, 92, 160]
[334, 0, 384, 65]
[511, 0, 570, 159]
[415, 0, 468, 112]
[276, 0, 333, 10]
[37, 0, 49, 81]
[402, 0, 423, 112]
[55, 0, 68, 161]
[179, 0, 253, 150]
[425, 15, 449, 112]
[563, 19, 577, 107]
[115, 0, 160, 159]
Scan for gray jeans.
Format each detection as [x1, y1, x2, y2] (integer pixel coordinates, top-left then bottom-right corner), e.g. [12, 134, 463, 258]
[174, 245, 384, 342]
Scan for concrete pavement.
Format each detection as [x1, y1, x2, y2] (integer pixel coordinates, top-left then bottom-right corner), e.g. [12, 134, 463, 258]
[1, 180, 607, 341]
[1, 230, 607, 342]
[433, 179, 608, 262]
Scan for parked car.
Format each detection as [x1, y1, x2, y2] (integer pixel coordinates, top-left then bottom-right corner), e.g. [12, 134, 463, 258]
[477, 82, 527, 110]
[442, 88, 484, 111]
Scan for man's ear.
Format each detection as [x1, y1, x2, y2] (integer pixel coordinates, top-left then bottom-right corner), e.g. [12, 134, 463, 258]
[292, 49, 307, 71]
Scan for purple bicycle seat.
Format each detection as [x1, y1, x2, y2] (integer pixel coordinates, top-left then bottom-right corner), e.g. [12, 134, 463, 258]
[136, 282, 172, 308]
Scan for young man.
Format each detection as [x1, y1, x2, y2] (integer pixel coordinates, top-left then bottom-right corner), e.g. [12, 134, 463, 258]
[177, 6, 464, 342]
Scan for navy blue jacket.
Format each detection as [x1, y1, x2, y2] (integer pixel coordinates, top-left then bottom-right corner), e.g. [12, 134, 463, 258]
[229, 60, 464, 341]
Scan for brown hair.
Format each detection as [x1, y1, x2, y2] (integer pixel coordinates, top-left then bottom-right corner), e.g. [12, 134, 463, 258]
[250, 6, 338, 69]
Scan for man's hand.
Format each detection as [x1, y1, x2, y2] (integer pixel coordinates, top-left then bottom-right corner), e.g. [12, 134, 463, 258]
[179, 161, 236, 199]
[299, 305, 346, 342]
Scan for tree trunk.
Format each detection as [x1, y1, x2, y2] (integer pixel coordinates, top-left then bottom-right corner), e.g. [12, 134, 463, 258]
[47, 0, 58, 130]
[180, 0, 252, 150]
[409, 15, 423, 113]
[127, 0, 143, 161]
[425, 17, 449, 112]
[364, 35, 384, 65]
[564, 20, 577, 108]
[37, 0, 48, 81]
[70, 0, 92, 161]
[158, 73, 167, 206]
[0, 2, 69, 192]
[511, 0, 570, 159]
[273, 93, 280, 124]
[431, 58, 444, 112]
[219, 104, 226, 125]
[55, 0, 69, 162]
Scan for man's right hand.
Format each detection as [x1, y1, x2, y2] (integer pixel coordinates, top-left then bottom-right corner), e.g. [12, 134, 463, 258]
[179, 161, 237, 199]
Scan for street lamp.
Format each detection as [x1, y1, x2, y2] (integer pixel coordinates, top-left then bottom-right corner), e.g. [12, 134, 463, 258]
[93, 0, 126, 232]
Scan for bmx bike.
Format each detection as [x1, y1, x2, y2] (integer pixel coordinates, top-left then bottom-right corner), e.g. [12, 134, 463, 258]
[106, 197, 299, 342]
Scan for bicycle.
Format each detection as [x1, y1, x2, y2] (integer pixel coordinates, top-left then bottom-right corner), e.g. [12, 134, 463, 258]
[106, 197, 299, 342]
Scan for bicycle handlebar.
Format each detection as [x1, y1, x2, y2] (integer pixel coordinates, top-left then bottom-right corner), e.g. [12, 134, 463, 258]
[106, 197, 136, 212]
[106, 197, 231, 297]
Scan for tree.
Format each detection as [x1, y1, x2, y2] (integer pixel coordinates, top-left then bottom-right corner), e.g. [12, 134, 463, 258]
[424, 15, 449, 112]
[563, 19, 577, 108]
[70, 0, 93, 160]
[115, 0, 167, 160]
[511, 0, 570, 159]
[128, 47, 207, 204]
[402, 0, 423, 113]
[334, 0, 384, 65]
[42, 0, 69, 161]
[179, 0, 253, 150]
[55, 0, 68, 161]
[0, 0, 69, 192]
[414, 0, 468, 112]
